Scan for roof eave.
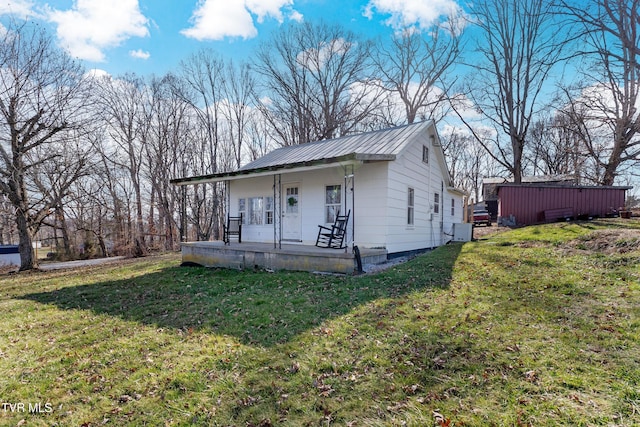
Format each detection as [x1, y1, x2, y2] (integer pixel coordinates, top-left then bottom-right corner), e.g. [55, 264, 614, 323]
[170, 153, 396, 186]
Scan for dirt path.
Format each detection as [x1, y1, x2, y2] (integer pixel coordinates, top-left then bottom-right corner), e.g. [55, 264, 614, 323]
[39, 256, 127, 271]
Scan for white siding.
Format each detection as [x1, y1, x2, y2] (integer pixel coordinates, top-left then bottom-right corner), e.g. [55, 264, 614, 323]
[224, 123, 464, 254]
[383, 124, 463, 254]
[443, 189, 464, 241]
[228, 167, 348, 245]
[352, 162, 389, 248]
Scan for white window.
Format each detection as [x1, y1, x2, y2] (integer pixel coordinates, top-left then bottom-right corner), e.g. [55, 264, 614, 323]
[422, 145, 429, 164]
[451, 198, 455, 216]
[434, 193, 440, 214]
[325, 185, 341, 223]
[408, 188, 415, 225]
[248, 197, 263, 225]
[265, 197, 274, 225]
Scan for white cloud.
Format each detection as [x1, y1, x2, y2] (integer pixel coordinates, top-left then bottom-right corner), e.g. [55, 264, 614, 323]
[181, 0, 256, 40]
[297, 38, 352, 72]
[85, 68, 111, 80]
[46, 0, 149, 62]
[129, 49, 150, 60]
[289, 9, 304, 23]
[0, 0, 36, 18]
[364, 0, 464, 32]
[181, 0, 300, 41]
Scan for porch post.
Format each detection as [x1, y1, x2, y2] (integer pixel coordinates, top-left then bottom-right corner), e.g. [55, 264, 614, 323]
[225, 180, 230, 219]
[344, 164, 355, 253]
[350, 164, 355, 253]
[181, 185, 187, 242]
[273, 174, 282, 249]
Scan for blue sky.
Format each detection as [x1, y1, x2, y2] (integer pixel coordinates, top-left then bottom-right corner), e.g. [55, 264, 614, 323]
[0, 0, 466, 77]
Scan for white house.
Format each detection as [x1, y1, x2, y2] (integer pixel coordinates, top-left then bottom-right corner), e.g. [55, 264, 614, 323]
[173, 121, 466, 263]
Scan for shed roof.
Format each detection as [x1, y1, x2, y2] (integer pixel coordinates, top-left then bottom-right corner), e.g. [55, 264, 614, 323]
[171, 120, 437, 186]
[483, 174, 577, 185]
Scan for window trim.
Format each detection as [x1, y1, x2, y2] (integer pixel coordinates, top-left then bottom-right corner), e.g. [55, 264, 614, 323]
[248, 197, 264, 225]
[324, 184, 342, 224]
[407, 187, 415, 226]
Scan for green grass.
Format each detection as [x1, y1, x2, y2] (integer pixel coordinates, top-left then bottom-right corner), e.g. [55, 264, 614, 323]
[1, 219, 639, 426]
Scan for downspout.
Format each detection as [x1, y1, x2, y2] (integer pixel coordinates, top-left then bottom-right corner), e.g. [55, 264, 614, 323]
[441, 180, 445, 246]
[273, 175, 277, 249]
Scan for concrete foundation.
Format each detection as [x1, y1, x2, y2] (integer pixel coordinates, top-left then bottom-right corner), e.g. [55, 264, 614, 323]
[181, 241, 387, 274]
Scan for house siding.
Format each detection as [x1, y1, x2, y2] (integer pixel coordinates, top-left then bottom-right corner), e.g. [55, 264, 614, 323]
[386, 132, 450, 253]
[352, 162, 389, 248]
[221, 121, 465, 254]
[229, 167, 351, 245]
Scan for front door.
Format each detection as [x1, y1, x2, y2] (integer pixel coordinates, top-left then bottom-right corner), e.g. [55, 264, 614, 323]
[282, 184, 301, 241]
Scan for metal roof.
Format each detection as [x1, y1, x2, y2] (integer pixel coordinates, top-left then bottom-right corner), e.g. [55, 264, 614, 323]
[238, 120, 432, 171]
[171, 121, 436, 186]
[483, 174, 577, 185]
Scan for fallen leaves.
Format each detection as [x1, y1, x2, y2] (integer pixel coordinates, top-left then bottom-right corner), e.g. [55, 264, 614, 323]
[433, 410, 452, 426]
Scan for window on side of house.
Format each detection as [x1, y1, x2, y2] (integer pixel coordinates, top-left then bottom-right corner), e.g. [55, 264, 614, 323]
[248, 197, 263, 225]
[325, 185, 341, 223]
[265, 196, 274, 224]
[434, 192, 440, 214]
[422, 145, 429, 164]
[408, 187, 415, 225]
[451, 198, 455, 216]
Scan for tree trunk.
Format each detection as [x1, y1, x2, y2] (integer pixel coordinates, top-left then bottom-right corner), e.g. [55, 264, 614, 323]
[16, 209, 36, 270]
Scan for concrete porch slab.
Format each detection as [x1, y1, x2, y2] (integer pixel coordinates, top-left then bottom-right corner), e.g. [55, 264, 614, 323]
[180, 241, 387, 274]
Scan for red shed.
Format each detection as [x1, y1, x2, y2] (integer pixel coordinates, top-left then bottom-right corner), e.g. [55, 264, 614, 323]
[497, 184, 632, 226]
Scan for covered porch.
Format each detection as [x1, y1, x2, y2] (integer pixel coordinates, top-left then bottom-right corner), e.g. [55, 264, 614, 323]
[181, 241, 387, 274]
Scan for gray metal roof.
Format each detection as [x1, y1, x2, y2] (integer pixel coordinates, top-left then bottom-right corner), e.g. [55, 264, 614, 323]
[239, 120, 433, 171]
[171, 121, 436, 185]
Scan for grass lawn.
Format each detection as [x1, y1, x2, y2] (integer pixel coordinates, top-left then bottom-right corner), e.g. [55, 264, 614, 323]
[1, 219, 639, 426]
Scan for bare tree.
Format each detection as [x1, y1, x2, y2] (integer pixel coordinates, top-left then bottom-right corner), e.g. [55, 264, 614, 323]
[456, 0, 566, 183]
[89, 128, 131, 254]
[0, 22, 92, 270]
[371, 18, 463, 125]
[253, 21, 378, 146]
[95, 73, 147, 256]
[441, 128, 492, 202]
[220, 61, 256, 170]
[31, 133, 92, 259]
[526, 112, 587, 181]
[179, 49, 224, 172]
[561, 0, 640, 185]
[178, 50, 227, 239]
[141, 74, 194, 250]
[0, 194, 16, 244]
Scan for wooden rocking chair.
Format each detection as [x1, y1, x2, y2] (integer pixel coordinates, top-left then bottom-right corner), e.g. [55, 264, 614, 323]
[223, 214, 242, 244]
[315, 210, 350, 249]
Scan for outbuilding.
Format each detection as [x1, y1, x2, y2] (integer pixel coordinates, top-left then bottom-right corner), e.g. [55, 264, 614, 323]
[0, 245, 20, 268]
[497, 184, 632, 226]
